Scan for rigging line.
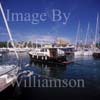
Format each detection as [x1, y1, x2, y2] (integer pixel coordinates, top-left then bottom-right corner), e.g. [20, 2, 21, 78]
[75, 21, 80, 46]
[85, 23, 90, 45]
[0, 3, 19, 60]
[94, 13, 99, 46]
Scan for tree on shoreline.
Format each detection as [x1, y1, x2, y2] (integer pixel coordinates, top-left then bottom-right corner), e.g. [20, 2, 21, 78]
[0, 41, 7, 47]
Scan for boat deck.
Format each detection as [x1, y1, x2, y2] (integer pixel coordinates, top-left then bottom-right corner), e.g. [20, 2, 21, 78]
[0, 65, 17, 76]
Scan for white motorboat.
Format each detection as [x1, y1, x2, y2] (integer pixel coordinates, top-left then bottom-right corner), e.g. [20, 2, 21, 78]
[74, 50, 83, 56]
[8, 48, 26, 52]
[83, 49, 93, 56]
[74, 49, 93, 56]
[0, 48, 9, 54]
[0, 53, 2, 57]
[8, 47, 31, 53]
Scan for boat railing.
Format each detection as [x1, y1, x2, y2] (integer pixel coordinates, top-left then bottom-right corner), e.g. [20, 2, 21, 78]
[0, 65, 18, 77]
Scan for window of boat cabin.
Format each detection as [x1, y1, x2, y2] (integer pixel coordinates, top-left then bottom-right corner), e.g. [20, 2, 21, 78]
[49, 48, 58, 57]
[40, 49, 47, 52]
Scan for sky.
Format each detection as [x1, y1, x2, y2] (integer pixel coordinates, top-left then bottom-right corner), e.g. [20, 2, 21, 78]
[0, 0, 100, 43]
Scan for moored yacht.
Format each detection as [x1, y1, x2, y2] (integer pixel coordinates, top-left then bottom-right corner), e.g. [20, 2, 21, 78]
[93, 49, 100, 58]
[74, 50, 83, 56]
[74, 49, 93, 56]
[29, 47, 73, 65]
[83, 48, 93, 56]
[0, 48, 9, 54]
[92, 13, 100, 58]
[0, 65, 19, 92]
[0, 53, 2, 57]
[8, 48, 30, 53]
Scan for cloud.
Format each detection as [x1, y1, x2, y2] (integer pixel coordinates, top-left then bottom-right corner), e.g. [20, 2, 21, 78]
[0, 26, 70, 43]
[12, 33, 56, 43]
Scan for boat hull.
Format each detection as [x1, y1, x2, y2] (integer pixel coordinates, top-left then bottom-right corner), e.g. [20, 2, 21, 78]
[93, 53, 100, 58]
[74, 50, 93, 56]
[83, 51, 93, 56]
[0, 65, 19, 92]
[29, 54, 72, 65]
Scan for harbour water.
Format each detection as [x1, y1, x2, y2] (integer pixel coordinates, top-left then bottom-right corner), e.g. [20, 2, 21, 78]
[1, 52, 100, 99]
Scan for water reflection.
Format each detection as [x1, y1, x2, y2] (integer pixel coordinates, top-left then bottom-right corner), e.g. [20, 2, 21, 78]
[1, 52, 100, 99]
[0, 53, 9, 64]
[30, 61, 67, 78]
[0, 52, 25, 66]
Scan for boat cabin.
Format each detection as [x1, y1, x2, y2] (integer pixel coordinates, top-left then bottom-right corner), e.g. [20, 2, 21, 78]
[32, 48, 64, 58]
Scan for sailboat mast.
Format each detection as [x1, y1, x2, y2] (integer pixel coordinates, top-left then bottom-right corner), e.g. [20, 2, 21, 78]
[94, 13, 99, 47]
[75, 21, 80, 46]
[85, 23, 90, 46]
[0, 3, 19, 59]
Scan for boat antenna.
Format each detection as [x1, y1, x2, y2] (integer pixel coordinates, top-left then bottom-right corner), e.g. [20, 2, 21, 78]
[0, 3, 19, 60]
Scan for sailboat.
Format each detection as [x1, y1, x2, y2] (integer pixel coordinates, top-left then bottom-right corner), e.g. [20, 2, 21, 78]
[93, 13, 100, 58]
[0, 3, 19, 92]
[74, 21, 83, 56]
[83, 23, 93, 56]
[74, 21, 93, 56]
